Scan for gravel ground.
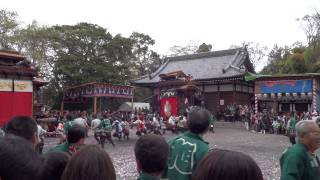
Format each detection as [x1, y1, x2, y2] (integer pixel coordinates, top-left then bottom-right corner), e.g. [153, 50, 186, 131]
[44, 126, 291, 180]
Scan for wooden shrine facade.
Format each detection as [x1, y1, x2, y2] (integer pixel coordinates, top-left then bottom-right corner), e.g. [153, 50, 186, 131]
[0, 50, 47, 126]
[132, 48, 255, 116]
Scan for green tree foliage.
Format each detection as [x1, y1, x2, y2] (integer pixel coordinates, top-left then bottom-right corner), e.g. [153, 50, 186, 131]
[169, 41, 213, 56]
[230, 42, 268, 69]
[0, 9, 20, 49]
[129, 32, 162, 77]
[196, 43, 212, 53]
[261, 10, 320, 75]
[48, 23, 134, 88]
[15, 21, 54, 77]
[169, 42, 198, 56]
[0, 10, 163, 108]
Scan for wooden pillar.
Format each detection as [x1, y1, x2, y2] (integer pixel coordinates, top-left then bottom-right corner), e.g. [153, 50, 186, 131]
[60, 100, 64, 113]
[151, 87, 155, 112]
[93, 96, 97, 114]
[99, 97, 102, 113]
[217, 82, 220, 112]
[131, 97, 134, 113]
[233, 81, 236, 104]
[202, 84, 205, 108]
[61, 92, 64, 113]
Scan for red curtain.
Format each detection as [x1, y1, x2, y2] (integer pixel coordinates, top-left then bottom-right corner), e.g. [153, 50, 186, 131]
[13, 92, 33, 117]
[0, 92, 32, 127]
[0, 92, 13, 127]
[160, 97, 178, 118]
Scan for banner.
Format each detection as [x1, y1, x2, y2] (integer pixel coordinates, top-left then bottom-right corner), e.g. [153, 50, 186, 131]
[0, 79, 13, 92]
[258, 79, 312, 93]
[14, 80, 33, 92]
[160, 97, 177, 118]
[64, 83, 133, 100]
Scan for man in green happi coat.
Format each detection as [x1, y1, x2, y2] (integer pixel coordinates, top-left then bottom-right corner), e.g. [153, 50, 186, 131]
[280, 120, 320, 180]
[49, 125, 86, 156]
[163, 107, 212, 180]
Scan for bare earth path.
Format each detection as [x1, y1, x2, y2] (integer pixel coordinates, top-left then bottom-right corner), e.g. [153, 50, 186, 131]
[44, 126, 290, 180]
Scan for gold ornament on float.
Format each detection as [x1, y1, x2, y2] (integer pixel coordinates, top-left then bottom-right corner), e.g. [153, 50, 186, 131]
[164, 100, 172, 117]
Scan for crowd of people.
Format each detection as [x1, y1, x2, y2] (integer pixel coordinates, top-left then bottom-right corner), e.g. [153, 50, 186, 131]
[0, 106, 320, 180]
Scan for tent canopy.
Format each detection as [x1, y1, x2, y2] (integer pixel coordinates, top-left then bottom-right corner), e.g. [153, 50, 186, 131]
[118, 102, 150, 112]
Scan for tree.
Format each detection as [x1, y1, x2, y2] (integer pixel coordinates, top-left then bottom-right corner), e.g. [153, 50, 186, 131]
[297, 11, 320, 46]
[49, 23, 133, 88]
[0, 9, 20, 49]
[169, 41, 213, 56]
[196, 43, 212, 53]
[260, 42, 310, 74]
[168, 41, 199, 56]
[230, 42, 268, 69]
[15, 21, 55, 78]
[260, 45, 287, 74]
[129, 32, 162, 77]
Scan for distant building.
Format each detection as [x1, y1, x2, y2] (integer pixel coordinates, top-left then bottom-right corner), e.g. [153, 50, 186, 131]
[254, 73, 320, 113]
[131, 48, 255, 117]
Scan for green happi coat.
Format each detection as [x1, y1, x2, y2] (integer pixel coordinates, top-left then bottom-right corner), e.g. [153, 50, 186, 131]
[280, 143, 320, 180]
[164, 131, 209, 180]
[49, 142, 80, 156]
[64, 121, 75, 133]
[100, 119, 112, 132]
[137, 172, 160, 180]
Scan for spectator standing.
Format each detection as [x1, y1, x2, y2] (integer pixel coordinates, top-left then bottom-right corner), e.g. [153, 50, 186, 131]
[40, 151, 70, 180]
[280, 120, 320, 180]
[4, 116, 38, 148]
[49, 125, 86, 156]
[0, 136, 43, 180]
[134, 134, 169, 180]
[192, 149, 263, 180]
[62, 145, 116, 180]
[163, 106, 212, 180]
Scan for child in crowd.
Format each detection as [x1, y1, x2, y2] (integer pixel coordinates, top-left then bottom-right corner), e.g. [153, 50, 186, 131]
[134, 134, 169, 180]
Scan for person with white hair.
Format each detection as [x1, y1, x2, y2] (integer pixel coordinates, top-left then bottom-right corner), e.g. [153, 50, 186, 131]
[280, 120, 320, 180]
[311, 111, 320, 122]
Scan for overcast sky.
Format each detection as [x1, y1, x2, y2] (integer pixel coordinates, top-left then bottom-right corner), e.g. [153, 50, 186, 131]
[1, 0, 320, 71]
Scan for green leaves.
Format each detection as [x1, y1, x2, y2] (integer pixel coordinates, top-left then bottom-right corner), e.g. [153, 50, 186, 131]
[0, 9, 20, 49]
[0, 9, 164, 107]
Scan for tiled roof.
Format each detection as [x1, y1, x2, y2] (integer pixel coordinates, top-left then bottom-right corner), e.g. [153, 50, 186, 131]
[0, 50, 25, 61]
[132, 48, 254, 84]
[0, 65, 37, 76]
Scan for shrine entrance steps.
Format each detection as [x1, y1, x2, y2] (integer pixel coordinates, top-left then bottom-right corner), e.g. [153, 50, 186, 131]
[214, 121, 245, 129]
